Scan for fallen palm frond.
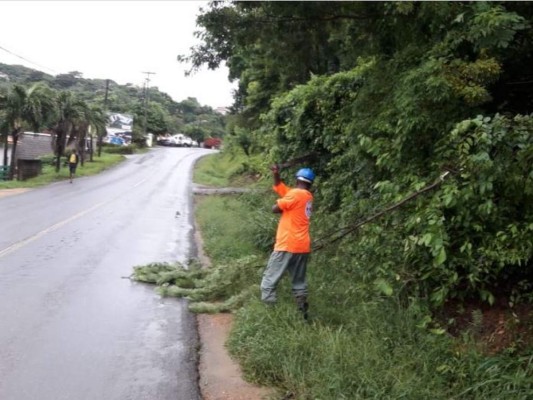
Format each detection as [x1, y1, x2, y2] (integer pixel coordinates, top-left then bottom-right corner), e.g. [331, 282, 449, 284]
[132, 256, 264, 313]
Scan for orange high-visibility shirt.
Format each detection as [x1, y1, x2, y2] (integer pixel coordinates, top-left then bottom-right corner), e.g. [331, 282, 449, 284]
[273, 182, 313, 253]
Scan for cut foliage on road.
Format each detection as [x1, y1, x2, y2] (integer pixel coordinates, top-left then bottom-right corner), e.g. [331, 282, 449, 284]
[132, 257, 262, 314]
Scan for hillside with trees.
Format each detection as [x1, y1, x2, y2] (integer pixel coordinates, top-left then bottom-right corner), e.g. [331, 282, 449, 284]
[0, 62, 226, 144]
[0, 62, 227, 180]
[172, 1, 533, 398]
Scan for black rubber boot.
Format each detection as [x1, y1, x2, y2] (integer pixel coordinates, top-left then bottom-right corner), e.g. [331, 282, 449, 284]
[296, 297, 309, 321]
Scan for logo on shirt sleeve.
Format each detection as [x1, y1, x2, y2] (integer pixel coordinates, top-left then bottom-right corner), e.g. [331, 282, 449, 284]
[305, 200, 313, 218]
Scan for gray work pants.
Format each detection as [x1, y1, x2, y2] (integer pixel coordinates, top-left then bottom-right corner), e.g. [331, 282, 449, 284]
[260, 251, 309, 303]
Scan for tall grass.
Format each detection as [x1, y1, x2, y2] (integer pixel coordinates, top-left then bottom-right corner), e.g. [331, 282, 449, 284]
[194, 151, 269, 188]
[228, 253, 533, 399]
[194, 152, 243, 187]
[195, 195, 263, 262]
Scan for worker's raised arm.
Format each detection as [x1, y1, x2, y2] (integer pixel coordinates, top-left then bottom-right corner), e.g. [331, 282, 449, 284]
[271, 164, 281, 186]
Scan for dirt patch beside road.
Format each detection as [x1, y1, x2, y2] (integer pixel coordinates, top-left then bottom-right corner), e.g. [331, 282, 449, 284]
[197, 313, 272, 400]
[0, 188, 31, 198]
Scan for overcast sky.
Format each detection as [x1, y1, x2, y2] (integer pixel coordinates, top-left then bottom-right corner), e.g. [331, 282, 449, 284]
[0, 1, 237, 109]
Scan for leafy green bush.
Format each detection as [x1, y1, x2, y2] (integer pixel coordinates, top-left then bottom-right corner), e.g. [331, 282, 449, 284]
[428, 114, 533, 304]
[102, 144, 137, 154]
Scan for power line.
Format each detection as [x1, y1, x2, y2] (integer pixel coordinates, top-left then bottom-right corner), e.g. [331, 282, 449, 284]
[0, 43, 58, 74]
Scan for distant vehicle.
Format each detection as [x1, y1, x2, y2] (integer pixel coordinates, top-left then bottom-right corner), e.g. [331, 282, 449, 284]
[203, 137, 222, 149]
[182, 136, 193, 147]
[170, 134, 191, 147]
[169, 134, 185, 147]
[159, 133, 198, 147]
[108, 136, 126, 146]
[156, 136, 171, 146]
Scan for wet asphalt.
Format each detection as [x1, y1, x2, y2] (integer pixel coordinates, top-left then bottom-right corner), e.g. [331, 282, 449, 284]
[0, 147, 216, 400]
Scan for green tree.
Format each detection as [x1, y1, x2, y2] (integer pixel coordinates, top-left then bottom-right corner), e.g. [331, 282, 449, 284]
[0, 83, 56, 179]
[131, 101, 171, 145]
[176, 97, 203, 123]
[51, 91, 86, 172]
[182, 1, 532, 128]
[70, 103, 108, 164]
[54, 72, 79, 89]
[86, 105, 108, 159]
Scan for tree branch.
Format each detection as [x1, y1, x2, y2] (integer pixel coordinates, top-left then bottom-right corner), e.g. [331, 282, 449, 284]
[313, 171, 452, 251]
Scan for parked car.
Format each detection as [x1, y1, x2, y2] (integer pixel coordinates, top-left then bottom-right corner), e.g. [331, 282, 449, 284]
[182, 136, 193, 147]
[156, 136, 171, 146]
[170, 134, 195, 147]
[169, 134, 184, 147]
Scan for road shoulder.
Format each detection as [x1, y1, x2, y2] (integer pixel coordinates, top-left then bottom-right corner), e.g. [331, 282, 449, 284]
[194, 219, 272, 400]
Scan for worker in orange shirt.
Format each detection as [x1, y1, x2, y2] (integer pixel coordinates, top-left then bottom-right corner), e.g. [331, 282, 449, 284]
[261, 164, 315, 320]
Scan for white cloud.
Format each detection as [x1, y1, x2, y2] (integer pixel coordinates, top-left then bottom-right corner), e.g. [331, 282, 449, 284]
[0, 1, 236, 108]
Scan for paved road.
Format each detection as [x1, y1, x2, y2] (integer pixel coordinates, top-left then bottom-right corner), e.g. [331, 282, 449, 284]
[0, 147, 215, 400]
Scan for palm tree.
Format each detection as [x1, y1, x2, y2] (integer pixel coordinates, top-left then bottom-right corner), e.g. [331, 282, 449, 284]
[0, 90, 9, 168]
[69, 103, 108, 165]
[0, 84, 56, 180]
[85, 105, 108, 162]
[52, 91, 85, 172]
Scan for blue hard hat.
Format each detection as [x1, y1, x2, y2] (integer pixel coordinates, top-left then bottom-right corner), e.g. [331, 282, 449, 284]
[295, 168, 315, 183]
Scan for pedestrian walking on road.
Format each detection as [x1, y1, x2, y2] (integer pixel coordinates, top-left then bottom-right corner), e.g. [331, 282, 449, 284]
[68, 148, 79, 183]
[260, 164, 315, 320]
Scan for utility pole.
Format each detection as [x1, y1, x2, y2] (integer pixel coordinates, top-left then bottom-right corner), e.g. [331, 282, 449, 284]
[142, 72, 155, 136]
[97, 79, 110, 157]
[104, 79, 110, 109]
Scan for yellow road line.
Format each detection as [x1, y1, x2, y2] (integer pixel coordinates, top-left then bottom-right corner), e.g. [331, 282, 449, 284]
[0, 200, 106, 259]
[0, 177, 149, 259]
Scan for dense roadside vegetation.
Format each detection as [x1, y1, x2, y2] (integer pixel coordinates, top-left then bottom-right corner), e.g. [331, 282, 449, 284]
[134, 151, 532, 399]
[133, 2, 533, 397]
